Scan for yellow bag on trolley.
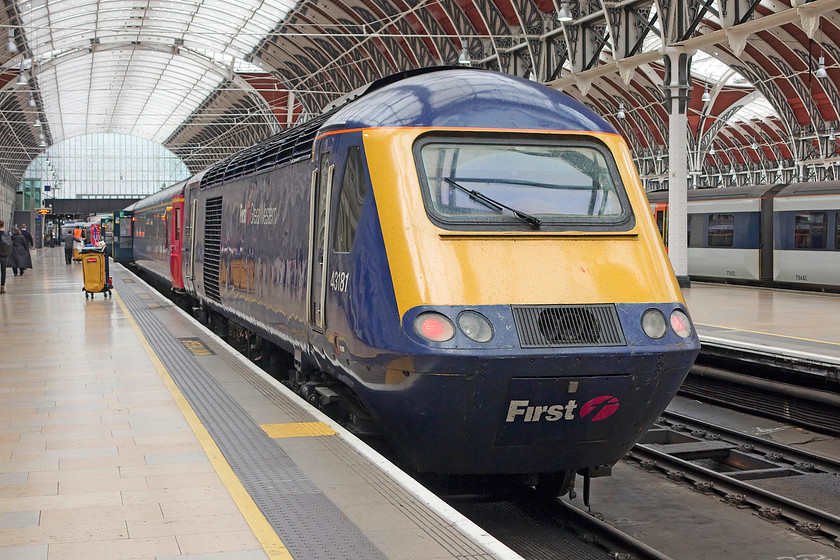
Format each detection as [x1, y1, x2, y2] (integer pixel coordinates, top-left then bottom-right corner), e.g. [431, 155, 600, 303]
[81, 246, 112, 298]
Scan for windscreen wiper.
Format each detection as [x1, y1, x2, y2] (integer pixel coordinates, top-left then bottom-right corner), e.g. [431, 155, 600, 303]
[444, 177, 541, 229]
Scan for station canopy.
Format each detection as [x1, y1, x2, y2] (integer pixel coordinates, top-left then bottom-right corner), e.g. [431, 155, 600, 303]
[0, 0, 838, 189]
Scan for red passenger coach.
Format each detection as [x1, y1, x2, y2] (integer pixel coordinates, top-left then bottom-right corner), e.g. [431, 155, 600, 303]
[122, 181, 188, 291]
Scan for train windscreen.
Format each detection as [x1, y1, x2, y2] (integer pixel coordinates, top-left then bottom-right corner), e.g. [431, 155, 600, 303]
[415, 136, 633, 231]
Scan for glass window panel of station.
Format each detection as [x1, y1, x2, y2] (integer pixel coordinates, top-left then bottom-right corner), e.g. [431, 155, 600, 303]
[18, 0, 296, 148]
[25, 133, 190, 199]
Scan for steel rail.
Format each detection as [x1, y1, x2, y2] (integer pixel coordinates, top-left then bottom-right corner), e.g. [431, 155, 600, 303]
[660, 410, 840, 473]
[554, 498, 678, 560]
[628, 444, 840, 543]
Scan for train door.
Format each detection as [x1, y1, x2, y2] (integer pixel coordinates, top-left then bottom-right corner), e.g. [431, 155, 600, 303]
[169, 193, 185, 290]
[112, 212, 134, 262]
[654, 202, 669, 248]
[307, 148, 335, 333]
[181, 174, 203, 294]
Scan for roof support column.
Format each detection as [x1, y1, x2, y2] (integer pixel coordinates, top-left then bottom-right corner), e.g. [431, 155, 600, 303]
[662, 47, 692, 288]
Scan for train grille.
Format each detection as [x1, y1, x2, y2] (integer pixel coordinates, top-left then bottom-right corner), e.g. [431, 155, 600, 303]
[511, 304, 625, 348]
[203, 196, 222, 303]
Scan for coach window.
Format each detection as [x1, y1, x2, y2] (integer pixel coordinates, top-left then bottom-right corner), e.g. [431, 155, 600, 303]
[334, 146, 367, 252]
[794, 212, 827, 249]
[836, 213, 840, 250]
[708, 214, 734, 247]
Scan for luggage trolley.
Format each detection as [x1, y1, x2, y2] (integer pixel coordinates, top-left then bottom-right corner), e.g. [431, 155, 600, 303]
[81, 246, 112, 298]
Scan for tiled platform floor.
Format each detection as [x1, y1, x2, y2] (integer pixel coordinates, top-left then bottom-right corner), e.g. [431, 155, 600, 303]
[0, 247, 269, 560]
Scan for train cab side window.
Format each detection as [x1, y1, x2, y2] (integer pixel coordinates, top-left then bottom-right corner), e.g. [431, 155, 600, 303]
[314, 152, 331, 264]
[707, 214, 734, 247]
[334, 146, 367, 253]
[794, 212, 827, 249]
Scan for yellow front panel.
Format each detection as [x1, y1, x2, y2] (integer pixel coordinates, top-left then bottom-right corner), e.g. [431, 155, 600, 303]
[363, 128, 684, 319]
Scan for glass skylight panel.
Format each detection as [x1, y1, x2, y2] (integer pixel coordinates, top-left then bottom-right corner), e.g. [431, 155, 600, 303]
[730, 96, 778, 122]
[16, 0, 297, 145]
[692, 50, 749, 86]
[185, 46, 268, 73]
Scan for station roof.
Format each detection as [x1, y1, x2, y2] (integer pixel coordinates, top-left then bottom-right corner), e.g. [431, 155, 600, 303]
[0, 0, 837, 185]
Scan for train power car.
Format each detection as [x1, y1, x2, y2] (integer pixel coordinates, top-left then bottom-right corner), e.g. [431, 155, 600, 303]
[648, 181, 840, 290]
[121, 68, 700, 496]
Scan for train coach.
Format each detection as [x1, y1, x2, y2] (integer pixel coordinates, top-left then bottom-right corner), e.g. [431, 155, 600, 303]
[117, 67, 700, 497]
[648, 181, 840, 290]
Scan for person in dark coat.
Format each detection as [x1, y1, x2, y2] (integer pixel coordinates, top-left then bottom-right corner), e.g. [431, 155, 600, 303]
[0, 220, 9, 294]
[64, 231, 81, 265]
[19, 224, 33, 248]
[8, 228, 32, 275]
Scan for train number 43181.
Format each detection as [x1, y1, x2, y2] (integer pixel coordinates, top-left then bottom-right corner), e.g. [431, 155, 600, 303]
[330, 271, 350, 293]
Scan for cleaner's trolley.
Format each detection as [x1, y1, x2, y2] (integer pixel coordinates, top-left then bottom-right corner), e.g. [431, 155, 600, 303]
[81, 246, 112, 298]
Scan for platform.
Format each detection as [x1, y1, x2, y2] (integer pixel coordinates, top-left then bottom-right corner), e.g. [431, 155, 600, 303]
[683, 282, 840, 367]
[0, 248, 519, 560]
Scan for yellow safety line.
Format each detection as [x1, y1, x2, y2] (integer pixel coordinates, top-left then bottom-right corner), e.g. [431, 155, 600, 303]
[697, 321, 840, 347]
[113, 289, 293, 560]
[261, 422, 336, 438]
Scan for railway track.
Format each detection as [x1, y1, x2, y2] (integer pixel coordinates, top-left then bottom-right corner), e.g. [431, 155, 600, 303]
[628, 410, 840, 548]
[436, 404, 840, 559]
[435, 484, 677, 560]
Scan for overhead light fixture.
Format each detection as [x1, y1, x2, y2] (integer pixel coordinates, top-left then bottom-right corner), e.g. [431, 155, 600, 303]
[816, 56, 828, 79]
[16, 62, 27, 85]
[28, 95, 36, 108]
[458, 40, 471, 66]
[557, 1, 573, 22]
[33, 118, 41, 127]
[709, 146, 716, 155]
[617, 102, 625, 119]
[751, 141, 758, 150]
[6, 28, 17, 53]
[701, 83, 711, 103]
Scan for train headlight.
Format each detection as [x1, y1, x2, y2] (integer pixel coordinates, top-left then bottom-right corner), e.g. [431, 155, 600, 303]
[641, 309, 667, 339]
[457, 310, 494, 343]
[414, 312, 455, 342]
[670, 310, 693, 338]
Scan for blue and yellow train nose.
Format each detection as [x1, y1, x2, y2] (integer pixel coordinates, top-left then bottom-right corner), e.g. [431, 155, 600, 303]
[354, 126, 699, 474]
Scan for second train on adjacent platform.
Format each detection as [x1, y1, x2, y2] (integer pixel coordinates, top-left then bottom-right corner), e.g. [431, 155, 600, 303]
[117, 68, 700, 494]
[647, 181, 840, 290]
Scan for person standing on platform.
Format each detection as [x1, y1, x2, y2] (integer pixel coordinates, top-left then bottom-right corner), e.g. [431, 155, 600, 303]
[20, 224, 33, 248]
[64, 230, 81, 265]
[0, 221, 11, 294]
[8, 228, 32, 276]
